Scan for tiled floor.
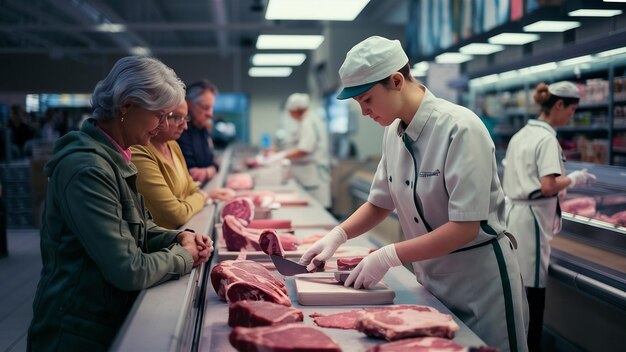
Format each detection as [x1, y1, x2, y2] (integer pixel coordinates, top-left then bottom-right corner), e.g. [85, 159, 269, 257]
[0, 229, 41, 352]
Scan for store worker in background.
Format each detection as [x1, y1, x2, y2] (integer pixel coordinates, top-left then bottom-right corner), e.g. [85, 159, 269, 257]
[299, 36, 528, 352]
[131, 100, 234, 229]
[27, 56, 212, 352]
[178, 79, 220, 184]
[502, 81, 596, 351]
[260, 93, 331, 209]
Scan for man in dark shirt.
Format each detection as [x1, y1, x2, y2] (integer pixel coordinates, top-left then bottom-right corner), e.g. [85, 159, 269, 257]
[178, 80, 220, 183]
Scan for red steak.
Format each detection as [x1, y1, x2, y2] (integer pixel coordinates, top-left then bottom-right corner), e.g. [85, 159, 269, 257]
[228, 300, 303, 327]
[229, 323, 341, 352]
[210, 260, 291, 307]
[355, 305, 459, 340]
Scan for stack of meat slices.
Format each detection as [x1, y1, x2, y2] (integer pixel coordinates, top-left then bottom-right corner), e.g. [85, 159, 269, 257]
[222, 215, 298, 252]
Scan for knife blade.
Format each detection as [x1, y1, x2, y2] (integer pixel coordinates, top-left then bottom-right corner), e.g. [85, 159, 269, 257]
[270, 255, 309, 276]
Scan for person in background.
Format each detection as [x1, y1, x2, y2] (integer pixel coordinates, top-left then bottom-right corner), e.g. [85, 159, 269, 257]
[178, 79, 220, 184]
[27, 56, 212, 351]
[298, 36, 528, 352]
[260, 93, 331, 209]
[131, 100, 234, 229]
[502, 81, 596, 351]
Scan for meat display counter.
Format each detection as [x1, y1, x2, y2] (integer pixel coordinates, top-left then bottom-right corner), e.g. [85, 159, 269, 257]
[551, 161, 626, 307]
[112, 145, 486, 351]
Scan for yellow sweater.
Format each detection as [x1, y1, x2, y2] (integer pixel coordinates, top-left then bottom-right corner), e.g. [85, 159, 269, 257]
[131, 141, 205, 229]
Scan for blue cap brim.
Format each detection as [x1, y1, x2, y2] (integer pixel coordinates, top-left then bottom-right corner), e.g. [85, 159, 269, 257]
[336, 81, 377, 100]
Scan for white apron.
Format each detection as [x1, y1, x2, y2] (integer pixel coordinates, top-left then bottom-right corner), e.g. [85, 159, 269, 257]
[505, 197, 561, 288]
[288, 111, 331, 207]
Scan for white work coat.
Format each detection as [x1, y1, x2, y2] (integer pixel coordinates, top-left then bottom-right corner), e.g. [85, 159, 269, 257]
[503, 119, 564, 288]
[368, 87, 528, 352]
[286, 110, 331, 207]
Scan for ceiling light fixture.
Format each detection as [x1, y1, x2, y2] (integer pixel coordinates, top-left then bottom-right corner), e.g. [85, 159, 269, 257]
[568, 9, 623, 17]
[434, 52, 473, 64]
[249, 67, 293, 77]
[256, 35, 325, 50]
[130, 47, 150, 56]
[488, 33, 540, 45]
[95, 23, 126, 33]
[499, 70, 519, 80]
[523, 20, 581, 32]
[459, 43, 505, 55]
[597, 46, 626, 57]
[251, 53, 306, 66]
[559, 55, 594, 66]
[265, 0, 370, 21]
[529, 62, 558, 73]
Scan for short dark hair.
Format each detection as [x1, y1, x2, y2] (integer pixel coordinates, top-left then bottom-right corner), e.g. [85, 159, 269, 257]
[186, 79, 218, 104]
[376, 63, 414, 87]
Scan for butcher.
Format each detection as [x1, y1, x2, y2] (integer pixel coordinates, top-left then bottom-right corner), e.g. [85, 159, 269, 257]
[502, 81, 596, 350]
[299, 36, 529, 352]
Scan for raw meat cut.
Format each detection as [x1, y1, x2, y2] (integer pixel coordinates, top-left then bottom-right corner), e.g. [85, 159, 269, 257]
[228, 300, 303, 327]
[229, 323, 341, 352]
[594, 213, 619, 225]
[259, 230, 284, 257]
[366, 337, 496, 352]
[310, 310, 365, 329]
[356, 305, 459, 340]
[223, 215, 298, 251]
[221, 197, 255, 223]
[210, 260, 291, 307]
[561, 197, 596, 217]
[226, 173, 254, 190]
[310, 305, 424, 330]
[337, 257, 364, 270]
[221, 197, 254, 221]
[248, 219, 292, 229]
[610, 210, 626, 226]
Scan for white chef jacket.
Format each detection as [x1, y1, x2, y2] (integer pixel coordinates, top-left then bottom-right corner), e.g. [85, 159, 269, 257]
[503, 119, 564, 288]
[287, 110, 331, 207]
[368, 86, 528, 352]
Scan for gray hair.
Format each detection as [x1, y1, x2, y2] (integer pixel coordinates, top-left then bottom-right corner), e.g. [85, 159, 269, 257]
[185, 79, 219, 105]
[91, 56, 186, 121]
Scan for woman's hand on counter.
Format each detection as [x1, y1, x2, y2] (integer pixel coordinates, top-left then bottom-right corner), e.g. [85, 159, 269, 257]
[177, 231, 213, 267]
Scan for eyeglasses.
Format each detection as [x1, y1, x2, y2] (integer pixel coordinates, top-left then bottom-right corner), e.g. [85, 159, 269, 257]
[158, 111, 173, 125]
[167, 114, 191, 125]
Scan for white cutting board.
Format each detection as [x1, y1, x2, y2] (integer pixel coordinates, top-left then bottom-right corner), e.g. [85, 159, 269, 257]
[296, 275, 395, 306]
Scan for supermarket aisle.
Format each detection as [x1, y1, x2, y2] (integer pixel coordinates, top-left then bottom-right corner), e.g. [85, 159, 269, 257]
[0, 229, 41, 352]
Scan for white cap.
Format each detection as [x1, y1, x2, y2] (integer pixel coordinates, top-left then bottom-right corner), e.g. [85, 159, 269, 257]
[285, 93, 310, 111]
[548, 81, 580, 99]
[337, 36, 409, 100]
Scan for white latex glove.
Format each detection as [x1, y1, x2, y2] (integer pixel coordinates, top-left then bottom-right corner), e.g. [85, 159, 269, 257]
[567, 169, 597, 188]
[344, 244, 402, 289]
[298, 226, 347, 271]
[265, 151, 287, 164]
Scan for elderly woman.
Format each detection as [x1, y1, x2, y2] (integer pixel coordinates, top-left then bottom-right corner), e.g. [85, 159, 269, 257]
[131, 100, 234, 228]
[27, 56, 212, 351]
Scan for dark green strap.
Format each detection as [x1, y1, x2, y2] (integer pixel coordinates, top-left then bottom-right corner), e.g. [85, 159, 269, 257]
[402, 134, 432, 232]
[529, 206, 542, 288]
[492, 239, 519, 352]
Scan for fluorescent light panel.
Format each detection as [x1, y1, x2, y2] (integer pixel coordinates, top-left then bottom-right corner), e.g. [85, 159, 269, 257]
[523, 20, 580, 32]
[568, 9, 622, 17]
[529, 62, 557, 73]
[597, 46, 626, 57]
[95, 23, 126, 32]
[265, 0, 370, 21]
[499, 70, 519, 80]
[435, 52, 472, 64]
[251, 53, 306, 66]
[488, 33, 540, 45]
[130, 47, 150, 56]
[256, 35, 325, 50]
[459, 43, 504, 55]
[249, 67, 293, 77]
[559, 55, 593, 66]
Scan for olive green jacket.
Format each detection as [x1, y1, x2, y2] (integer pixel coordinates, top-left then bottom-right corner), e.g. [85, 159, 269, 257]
[28, 119, 195, 351]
